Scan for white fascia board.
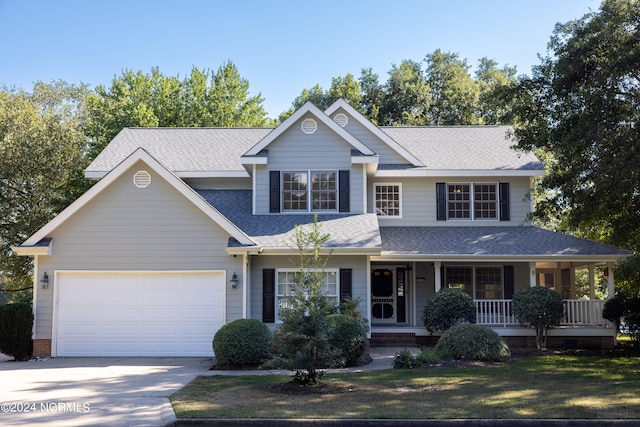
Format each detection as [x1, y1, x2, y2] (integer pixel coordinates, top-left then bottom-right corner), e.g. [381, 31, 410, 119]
[12, 245, 51, 256]
[88, 170, 252, 179]
[244, 102, 375, 156]
[240, 156, 268, 165]
[257, 248, 382, 256]
[325, 99, 424, 166]
[372, 254, 628, 263]
[351, 155, 379, 165]
[175, 171, 250, 178]
[375, 169, 545, 178]
[85, 171, 107, 179]
[22, 148, 257, 248]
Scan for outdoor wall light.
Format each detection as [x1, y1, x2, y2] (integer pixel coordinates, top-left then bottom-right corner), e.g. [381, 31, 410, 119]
[230, 272, 239, 288]
[40, 272, 49, 289]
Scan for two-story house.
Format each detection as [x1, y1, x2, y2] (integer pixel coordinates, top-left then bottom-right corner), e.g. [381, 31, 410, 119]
[14, 99, 628, 357]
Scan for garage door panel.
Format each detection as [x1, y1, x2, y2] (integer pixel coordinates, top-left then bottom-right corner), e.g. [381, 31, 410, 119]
[56, 271, 224, 357]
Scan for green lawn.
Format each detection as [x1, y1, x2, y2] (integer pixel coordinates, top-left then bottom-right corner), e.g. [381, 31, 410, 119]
[171, 355, 640, 419]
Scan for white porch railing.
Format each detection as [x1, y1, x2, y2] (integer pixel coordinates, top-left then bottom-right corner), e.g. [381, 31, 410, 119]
[474, 299, 609, 328]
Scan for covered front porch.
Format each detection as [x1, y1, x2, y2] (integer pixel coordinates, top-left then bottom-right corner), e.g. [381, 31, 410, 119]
[369, 226, 629, 348]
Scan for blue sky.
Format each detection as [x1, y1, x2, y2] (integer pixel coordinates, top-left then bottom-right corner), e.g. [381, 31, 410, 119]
[0, 0, 600, 118]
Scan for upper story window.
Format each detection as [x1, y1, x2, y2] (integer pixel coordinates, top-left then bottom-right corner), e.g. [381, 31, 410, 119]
[439, 182, 501, 221]
[282, 170, 337, 212]
[270, 170, 350, 214]
[375, 183, 402, 217]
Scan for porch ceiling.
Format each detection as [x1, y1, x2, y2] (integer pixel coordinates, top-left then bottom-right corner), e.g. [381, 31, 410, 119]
[378, 226, 630, 262]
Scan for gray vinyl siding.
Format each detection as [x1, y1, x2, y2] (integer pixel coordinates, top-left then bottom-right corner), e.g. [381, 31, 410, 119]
[334, 111, 408, 164]
[249, 255, 368, 324]
[254, 114, 364, 214]
[35, 161, 242, 339]
[373, 176, 533, 227]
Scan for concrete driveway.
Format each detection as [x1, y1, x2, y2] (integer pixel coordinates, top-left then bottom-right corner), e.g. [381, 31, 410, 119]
[0, 353, 212, 426]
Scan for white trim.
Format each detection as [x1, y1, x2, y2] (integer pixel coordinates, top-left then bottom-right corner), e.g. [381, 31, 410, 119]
[362, 166, 368, 214]
[372, 254, 627, 263]
[375, 169, 545, 178]
[243, 102, 375, 157]
[87, 170, 252, 179]
[252, 164, 257, 215]
[21, 148, 257, 248]
[374, 182, 403, 218]
[12, 244, 51, 256]
[325, 99, 424, 166]
[280, 169, 340, 213]
[351, 155, 379, 164]
[240, 157, 268, 165]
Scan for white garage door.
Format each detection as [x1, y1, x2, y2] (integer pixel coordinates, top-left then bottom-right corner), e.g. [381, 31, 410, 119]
[55, 271, 225, 357]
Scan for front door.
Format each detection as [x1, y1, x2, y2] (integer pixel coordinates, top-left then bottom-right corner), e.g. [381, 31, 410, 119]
[371, 267, 407, 324]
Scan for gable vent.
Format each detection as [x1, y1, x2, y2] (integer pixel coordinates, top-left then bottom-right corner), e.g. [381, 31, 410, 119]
[301, 118, 317, 134]
[133, 170, 151, 188]
[333, 113, 348, 127]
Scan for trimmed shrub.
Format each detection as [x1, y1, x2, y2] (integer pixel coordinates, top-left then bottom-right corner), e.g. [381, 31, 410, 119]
[423, 288, 476, 333]
[212, 318, 272, 368]
[0, 303, 33, 361]
[326, 313, 368, 367]
[512, 286, 564, 349]
[435, 324, 510, 361]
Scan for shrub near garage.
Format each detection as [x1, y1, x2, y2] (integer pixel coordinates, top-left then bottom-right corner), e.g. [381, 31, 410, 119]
[0, 303, 33, 361]
[212, 318, 272, 368]
[435, 323, 510, 362]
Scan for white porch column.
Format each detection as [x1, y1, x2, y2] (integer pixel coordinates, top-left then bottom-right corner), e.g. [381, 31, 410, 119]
[607, 262, 615, 299]
[529, 262, 537, 287]
[434, 261, 442, 293]
[588, 264, 596, 299]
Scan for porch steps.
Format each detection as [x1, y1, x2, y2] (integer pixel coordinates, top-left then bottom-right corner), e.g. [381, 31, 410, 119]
[370, 332, 417, 347]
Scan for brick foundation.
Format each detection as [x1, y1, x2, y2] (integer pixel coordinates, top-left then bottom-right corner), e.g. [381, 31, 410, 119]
[32, 339, 51, 358]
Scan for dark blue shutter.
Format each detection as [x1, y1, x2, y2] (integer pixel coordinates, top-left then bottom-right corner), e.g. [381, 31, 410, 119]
[269, 171, 280, 213]
[339, 170, 350, 212]
[262, 269, 275, 323]
[503, 265, 515, 299]
[499, 183, 510, 221]
[436, 182, 447, 220]
[340, 268, 352, 302]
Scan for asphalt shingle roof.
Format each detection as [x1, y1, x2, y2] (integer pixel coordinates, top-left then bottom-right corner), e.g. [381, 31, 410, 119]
[380, 126, 543, 171]
[86, 125, 543, 175]
[87, 128, 272, 173]
[379, 226, 629, 258]
[197, 190, 381, 251]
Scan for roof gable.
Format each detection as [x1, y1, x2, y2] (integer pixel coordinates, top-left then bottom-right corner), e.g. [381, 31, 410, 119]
[18, 148, 257, 251]
[242, 102, 376, 158]
[325, 99, 423, 166]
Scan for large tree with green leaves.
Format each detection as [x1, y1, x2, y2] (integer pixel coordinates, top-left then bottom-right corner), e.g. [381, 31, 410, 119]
[0, 82, 90, 300]
[508, 0, 640, 293]
[284, 51, 516, 127]
[86, 62, 270, 158]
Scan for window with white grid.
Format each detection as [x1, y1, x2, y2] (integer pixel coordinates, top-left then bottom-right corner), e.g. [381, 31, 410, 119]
[375, 184, 402, 217]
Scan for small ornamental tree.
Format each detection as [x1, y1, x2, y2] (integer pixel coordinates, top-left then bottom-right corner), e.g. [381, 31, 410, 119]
[423, 288, 476, 333]
[512, 286, 564, 350]
[272, 215, 338, 384]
